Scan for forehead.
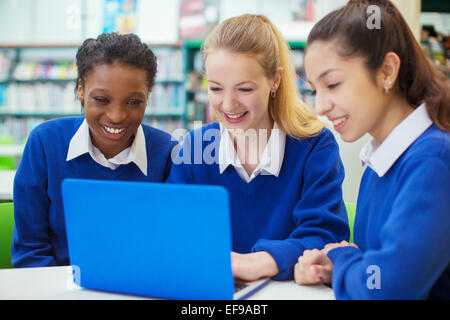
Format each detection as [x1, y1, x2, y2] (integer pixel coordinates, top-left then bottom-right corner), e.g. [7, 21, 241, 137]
[84, 62, 148, 93]
[205, 49, 268, 82]
[305, 41, 364, 81]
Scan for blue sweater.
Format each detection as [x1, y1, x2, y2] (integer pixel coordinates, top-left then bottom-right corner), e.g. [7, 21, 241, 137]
[328, 125, 450, 300]
[12, 117, 177, 268]
[168, 122, 349, 280]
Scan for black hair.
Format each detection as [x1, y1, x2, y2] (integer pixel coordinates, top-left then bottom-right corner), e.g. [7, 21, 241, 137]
[75, 33, 157, 94]
[306, 0, 449, 131]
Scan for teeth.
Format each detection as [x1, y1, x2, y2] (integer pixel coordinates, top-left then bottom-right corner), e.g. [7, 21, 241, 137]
[104, 126, 125, 134]
[227, 112, 247, 119]
[332, 117, 347, 126]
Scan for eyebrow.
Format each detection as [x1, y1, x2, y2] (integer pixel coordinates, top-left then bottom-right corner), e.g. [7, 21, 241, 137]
[208, 80, 256, 86]
[91, 88, 146, 97]
[307, 68, 341, 85]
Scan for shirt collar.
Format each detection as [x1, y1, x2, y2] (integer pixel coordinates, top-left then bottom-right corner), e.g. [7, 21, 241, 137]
[360, 103, 432, 177]
[218, 122, 286, 182]
[66, 119, 148, 176]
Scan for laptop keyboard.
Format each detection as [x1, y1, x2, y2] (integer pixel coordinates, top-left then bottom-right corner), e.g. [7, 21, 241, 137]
[234, 281, 249, 293]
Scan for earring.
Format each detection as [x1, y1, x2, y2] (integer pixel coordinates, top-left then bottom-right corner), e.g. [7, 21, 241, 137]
[271, 89, 277, 98]
[384, 81, 393, 93]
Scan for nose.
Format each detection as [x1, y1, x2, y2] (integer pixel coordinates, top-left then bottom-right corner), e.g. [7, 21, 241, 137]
[314, 92, 333, 117]
[106, 104, 128, 123]
[221, 91, 238, 112]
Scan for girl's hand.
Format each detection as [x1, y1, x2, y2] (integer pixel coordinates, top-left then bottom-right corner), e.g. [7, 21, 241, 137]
[294, 241, 358, 285]
[323, 240, 358, 254]
[294, 249, 333, 285]
[231, 251, 279, 281]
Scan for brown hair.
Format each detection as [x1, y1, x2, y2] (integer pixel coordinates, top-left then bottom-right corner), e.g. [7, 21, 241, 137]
[202, 14, 324, 139]
[306, 0, 450, 131]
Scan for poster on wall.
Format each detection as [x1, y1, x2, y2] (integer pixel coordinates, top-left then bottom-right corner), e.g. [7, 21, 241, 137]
[179, 0, 219, 40]
[103, 0, 137, 34]
[293, 0, 316, 22]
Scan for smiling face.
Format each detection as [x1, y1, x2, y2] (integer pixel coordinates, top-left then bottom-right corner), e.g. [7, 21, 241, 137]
[77, 62, 148, 159]
[205, 49, 280, 133]
[305, 41, 394, 142]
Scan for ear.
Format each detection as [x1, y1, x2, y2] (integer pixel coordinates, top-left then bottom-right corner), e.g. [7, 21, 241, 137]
[272, 67, 283, 91]
[377, 52, 401, 93]
[76, 82, 85, 105]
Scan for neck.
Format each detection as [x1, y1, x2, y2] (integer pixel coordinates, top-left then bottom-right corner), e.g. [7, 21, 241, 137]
[232, 122, 274, 175]
[370, 95, 415, 144]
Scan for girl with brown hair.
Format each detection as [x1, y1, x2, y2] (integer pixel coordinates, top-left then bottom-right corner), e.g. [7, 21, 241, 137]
[294, 0, 449, 299]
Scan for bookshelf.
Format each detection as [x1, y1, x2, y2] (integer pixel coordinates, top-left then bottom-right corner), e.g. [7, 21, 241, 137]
[0, 43, 187, 143]
[183, 40, 315, 128]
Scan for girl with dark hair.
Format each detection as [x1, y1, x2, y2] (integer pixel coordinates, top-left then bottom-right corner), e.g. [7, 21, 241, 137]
[294, 0, 449, 299]
[12, 33, 177, 267]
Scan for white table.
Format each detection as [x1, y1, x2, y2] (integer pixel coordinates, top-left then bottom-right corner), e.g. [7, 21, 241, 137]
[0, 266, 335, 300]
[0, 170, 15, 200]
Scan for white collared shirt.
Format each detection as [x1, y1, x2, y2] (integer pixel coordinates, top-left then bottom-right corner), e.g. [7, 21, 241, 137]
[360, 103, 433, 177]
[218, 122, 286, 183]
[66, 119, 148, 176]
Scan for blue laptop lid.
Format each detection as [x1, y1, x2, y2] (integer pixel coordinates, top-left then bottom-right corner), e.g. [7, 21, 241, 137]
[62, 179, 234, 300]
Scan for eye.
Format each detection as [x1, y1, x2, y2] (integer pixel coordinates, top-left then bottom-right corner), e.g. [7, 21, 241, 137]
[127, 99, 144, 106]
[311, 90, 317, 96]
[327, 83, 340, 90]
[238, 88, 253, 93]
[93, 97, 109, 104]
[209, 87, 222, 92]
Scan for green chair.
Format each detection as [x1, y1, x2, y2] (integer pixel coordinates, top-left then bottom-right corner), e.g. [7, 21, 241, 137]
[345, 202, 357, 243]
[0, 202, 14, 268]
[0, 136, 16, 170]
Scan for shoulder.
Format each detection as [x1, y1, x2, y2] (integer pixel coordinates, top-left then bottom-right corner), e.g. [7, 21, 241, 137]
[191, 122, 220, 137]
[141, 124, 178, 149]
[184, 122, 221, 146]
[399, 125, 450, 173]
[286, 127, 339, 153]
[28, 116, 84, 143]
[408, 125, 449, 159]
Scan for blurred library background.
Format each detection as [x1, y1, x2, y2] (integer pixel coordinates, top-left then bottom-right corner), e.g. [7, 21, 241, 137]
[0, 0, 449, 203]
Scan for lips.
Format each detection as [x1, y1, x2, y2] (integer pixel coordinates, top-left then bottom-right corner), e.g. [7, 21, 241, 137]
[103, 125, 125, 134]
[224, 111, 248, 123]
[330, 116, 348, 132]
[101, 124, 127, 138]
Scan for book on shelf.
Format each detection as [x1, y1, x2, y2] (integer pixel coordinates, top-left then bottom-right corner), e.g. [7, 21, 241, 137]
[12, 61, 77, 81]
[1, 82, 80, 114]
[153, 47, 184, 82]
[0, 52, 13, 82]
[147, 83, 185, 115]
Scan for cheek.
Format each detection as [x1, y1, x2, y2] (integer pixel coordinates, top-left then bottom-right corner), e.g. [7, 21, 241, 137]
[207, 93, 221, 110]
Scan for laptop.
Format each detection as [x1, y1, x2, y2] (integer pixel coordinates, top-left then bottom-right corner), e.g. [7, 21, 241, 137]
[61, 179, 270, 300]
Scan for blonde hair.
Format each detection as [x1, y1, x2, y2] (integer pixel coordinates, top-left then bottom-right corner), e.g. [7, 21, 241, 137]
[202, 14, 324, 139]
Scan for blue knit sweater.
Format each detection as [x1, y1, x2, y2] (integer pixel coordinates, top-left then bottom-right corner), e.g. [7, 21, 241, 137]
[328, 125, 450, 300]
[12, 117, 177, 267]
[168, 122, 350, 280]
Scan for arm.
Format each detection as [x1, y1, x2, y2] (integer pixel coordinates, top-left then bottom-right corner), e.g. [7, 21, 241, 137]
[252, 133, 350, 280]
[328, 157, 450, 299]
[12, 129, 57, 267]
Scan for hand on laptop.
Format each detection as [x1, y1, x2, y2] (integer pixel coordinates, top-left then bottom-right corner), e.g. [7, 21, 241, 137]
[294, 241, 358, 285]
[231, 251, 279, 281]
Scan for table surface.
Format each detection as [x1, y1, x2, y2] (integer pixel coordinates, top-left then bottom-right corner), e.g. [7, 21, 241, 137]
[0, 266, 335, 300]
[0, 170, 15, 200]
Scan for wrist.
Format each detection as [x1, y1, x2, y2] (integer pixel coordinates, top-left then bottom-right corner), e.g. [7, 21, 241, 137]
[255, 251, 279, 278]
